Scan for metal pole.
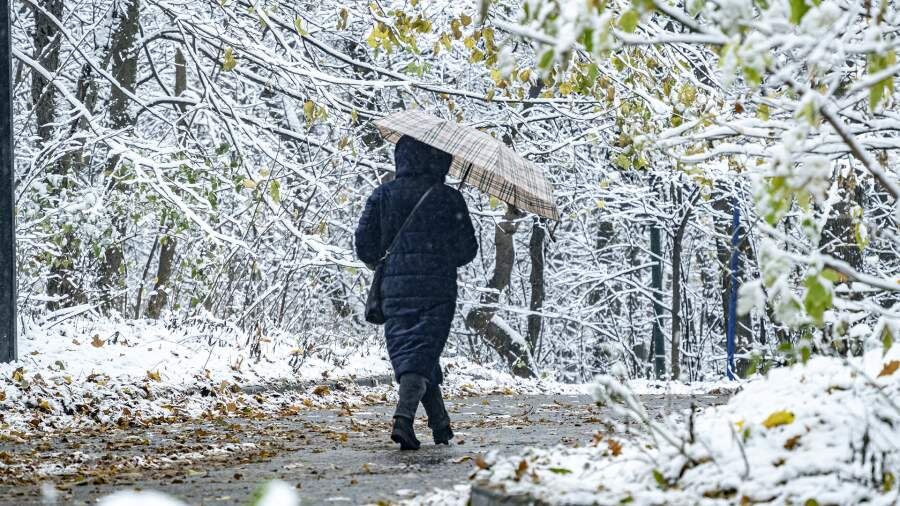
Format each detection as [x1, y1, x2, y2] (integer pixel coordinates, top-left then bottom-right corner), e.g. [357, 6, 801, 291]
[0, 0, 17, 363]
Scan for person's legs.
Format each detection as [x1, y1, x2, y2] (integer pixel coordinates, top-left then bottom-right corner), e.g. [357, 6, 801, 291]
[392, 373, 427, 450]
[421, 381, 453, 444]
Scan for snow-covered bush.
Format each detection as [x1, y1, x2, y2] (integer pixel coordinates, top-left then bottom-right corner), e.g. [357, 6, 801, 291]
[473, 346, 900, 504]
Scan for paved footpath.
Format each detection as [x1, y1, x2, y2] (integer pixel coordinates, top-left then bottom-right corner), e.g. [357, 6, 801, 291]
[0, 393, 726, 505]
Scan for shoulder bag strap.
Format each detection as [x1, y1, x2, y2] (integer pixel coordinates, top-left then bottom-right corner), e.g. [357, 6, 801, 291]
[381, 183, 439, 262]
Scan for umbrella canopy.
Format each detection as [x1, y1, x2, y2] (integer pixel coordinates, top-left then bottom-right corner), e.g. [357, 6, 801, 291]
[374, 110, 560, 221]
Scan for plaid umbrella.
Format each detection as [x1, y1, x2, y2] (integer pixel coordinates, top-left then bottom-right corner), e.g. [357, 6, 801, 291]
[374, 110, 560, 221]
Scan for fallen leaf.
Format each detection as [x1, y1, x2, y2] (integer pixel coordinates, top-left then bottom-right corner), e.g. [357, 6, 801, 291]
[91, 335, 105, 348]
[762, 410, 795, 429]
[514, 460, 528, 481]
[474, 454, 491, 470]
[313, 385, 330, 396]
[11, 368, 24, 382]
[608, 438, 623, 456]
[0, 390, 5, 401]
[548, 467, 572, 475]
[877, 360, 900, 378]
[147, 370, 161, 381]
[784, 435, 802, 450]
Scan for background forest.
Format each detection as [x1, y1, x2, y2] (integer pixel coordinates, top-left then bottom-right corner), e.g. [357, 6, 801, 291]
[10, 0, 900, 383]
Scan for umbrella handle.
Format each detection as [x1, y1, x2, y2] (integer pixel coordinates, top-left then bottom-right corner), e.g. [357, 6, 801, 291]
[457, 162, 473, 190]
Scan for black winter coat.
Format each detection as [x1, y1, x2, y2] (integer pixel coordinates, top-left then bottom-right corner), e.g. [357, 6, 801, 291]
[355, 136, 478, 384]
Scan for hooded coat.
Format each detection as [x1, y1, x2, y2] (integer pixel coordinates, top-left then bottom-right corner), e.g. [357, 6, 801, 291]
[355, 136, 478, 384]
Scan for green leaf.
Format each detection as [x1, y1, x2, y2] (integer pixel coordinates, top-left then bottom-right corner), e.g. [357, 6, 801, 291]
[269, 180, 281, 203]
[803, 275, 832, 325]
[757, 103, 770, 121]
[548, 467, 572, 475]
[688, 0, 705, 17]
[652, 469, 669, 489]
[883, 326, 894, 356]
[788, 0, 811, 24]
[538, 49, 555, 70]
[618, 10, 640, 33]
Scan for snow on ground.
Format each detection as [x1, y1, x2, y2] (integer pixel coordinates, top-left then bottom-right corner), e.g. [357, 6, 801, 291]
[97, 480, 299, 506]
[0, 317, 583, 436]
[415, 347, 900, 505]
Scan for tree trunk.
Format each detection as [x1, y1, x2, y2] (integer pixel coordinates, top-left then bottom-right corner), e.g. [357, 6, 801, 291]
[465, 206, 533, 377]
[670, 188, 699, 380]
[144, 48, 187, 319]
[32, 0, 82, 309]
[650, 223, 665, 379]
[526, 218, 545, 354]
[98, 0, 142, 314]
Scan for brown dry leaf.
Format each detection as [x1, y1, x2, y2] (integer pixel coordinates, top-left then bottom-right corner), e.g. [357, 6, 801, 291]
[71, 338, 81, 345]
[11, 368, 24, 382]
[452, 455, 472, 464]
[474, 454, 491, 470]
[608, 438, 623, 456]
[91, 335, 105, 348]
[302, 398, 314, 407]
[877, 360, 900, 378]
[784, 435, 802, 450]
[147, 370, 161, 382]
[281, 405, 301, 416]
[0, 390, 5, 401]
[514, 459, 528, 481]
[313, 385, 330, 396]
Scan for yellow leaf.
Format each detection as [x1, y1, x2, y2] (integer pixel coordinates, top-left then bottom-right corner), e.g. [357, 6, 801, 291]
[762, 410, 795, 429]
[147, 370, 162, 381]
[877, 360, 900, 377]
[303, 100, 316, 123]
[11, 368, 24, 382]
[242, 178, 257, 190]
[460, 13, 472, 26]
[38, 399, 52, 412]
[596, 200, 606, 209]
[222, 47, 237, 71]
[91, 334, 105, 348]
[488, 196, 501, 210]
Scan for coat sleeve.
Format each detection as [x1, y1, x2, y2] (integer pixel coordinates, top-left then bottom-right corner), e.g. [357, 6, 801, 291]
[355, 189, 383, 268]
[451, 191, 478, 267]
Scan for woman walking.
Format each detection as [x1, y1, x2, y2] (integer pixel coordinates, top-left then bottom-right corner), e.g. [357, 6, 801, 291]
[355, 135, 478, 450]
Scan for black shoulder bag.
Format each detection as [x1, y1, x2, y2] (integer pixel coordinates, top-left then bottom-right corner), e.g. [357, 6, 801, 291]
[365, 184, 439, 324]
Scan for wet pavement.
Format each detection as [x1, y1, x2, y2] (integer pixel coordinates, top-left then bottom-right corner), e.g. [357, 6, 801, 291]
[0, 393, 727, 505]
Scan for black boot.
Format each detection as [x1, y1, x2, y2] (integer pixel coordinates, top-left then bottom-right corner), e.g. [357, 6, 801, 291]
[432, 425, 454, 445]
[422, 382, 453, 445]
[391, 416, 421, 450]
[392, 374, 427, 450]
